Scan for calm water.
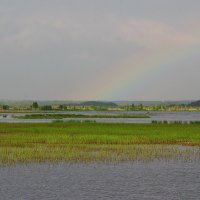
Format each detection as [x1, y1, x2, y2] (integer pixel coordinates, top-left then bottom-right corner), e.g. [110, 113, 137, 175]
[0, 111, 200, 123]
[1, 160, 200, 200]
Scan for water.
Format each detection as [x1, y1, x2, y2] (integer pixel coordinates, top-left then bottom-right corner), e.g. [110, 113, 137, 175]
[1, 160, 200, 200]
[0, 111, 200, 123]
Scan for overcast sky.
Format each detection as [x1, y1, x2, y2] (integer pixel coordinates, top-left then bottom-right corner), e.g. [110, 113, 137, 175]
[0, 0, 199, 100]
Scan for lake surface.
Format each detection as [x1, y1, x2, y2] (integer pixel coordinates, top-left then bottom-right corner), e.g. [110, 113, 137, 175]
[1, 160, 200, 200]
[0, 111, 200, 123]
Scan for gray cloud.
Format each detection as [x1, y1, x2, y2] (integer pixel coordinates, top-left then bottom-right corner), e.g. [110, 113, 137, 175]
[0, 0, 199, 100]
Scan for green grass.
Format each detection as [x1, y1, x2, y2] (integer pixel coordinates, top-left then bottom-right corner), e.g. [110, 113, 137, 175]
[0, 122, 200, 165]
[13, 113, 150, 119]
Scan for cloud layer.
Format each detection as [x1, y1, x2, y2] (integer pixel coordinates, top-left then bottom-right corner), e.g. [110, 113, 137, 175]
[0, 0, 200, 100]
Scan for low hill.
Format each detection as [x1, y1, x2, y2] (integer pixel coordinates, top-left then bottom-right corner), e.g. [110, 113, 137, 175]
[0, 99, 117, 107]
[80, 101, 118, 107]
[114, 101, 192, 106]
[188, 100, 200, 107]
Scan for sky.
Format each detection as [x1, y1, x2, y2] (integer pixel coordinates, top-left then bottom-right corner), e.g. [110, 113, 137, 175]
[0, 0, 200, 101]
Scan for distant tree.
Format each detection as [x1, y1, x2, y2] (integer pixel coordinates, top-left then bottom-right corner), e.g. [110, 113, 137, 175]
[32, 102, 39, 109]
[3, 105, 9, 110]
[41, 105, 52, 110]
[59, 105, 64, 110]
[139, 104, 143, 110]
[131, 104, 135, 110]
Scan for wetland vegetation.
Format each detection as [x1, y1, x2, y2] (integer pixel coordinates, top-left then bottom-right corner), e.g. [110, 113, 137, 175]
[0, 122, 200, 165]
[13, 113, 150, 119]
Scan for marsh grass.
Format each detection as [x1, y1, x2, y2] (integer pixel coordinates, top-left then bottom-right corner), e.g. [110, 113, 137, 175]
[0, 122, 200, 165]
[13, 113, 150, 119]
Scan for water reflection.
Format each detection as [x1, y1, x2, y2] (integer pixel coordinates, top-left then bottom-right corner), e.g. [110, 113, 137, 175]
[0, 111, 200, 123]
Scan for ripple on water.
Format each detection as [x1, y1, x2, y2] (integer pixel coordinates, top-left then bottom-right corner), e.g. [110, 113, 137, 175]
[0, 160, 200, 200]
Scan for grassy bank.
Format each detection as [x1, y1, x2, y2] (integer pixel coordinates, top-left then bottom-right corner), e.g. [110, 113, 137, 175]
[13, 113, 150, 119]
[0, 122, 200, 165]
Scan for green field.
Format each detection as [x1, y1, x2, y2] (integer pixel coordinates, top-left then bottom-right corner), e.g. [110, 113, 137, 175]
[0, 122, 200, 165]
[13, 113, 150, 119]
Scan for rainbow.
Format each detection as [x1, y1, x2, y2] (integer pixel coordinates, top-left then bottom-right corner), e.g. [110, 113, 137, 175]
[82, 41, 199, 100]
